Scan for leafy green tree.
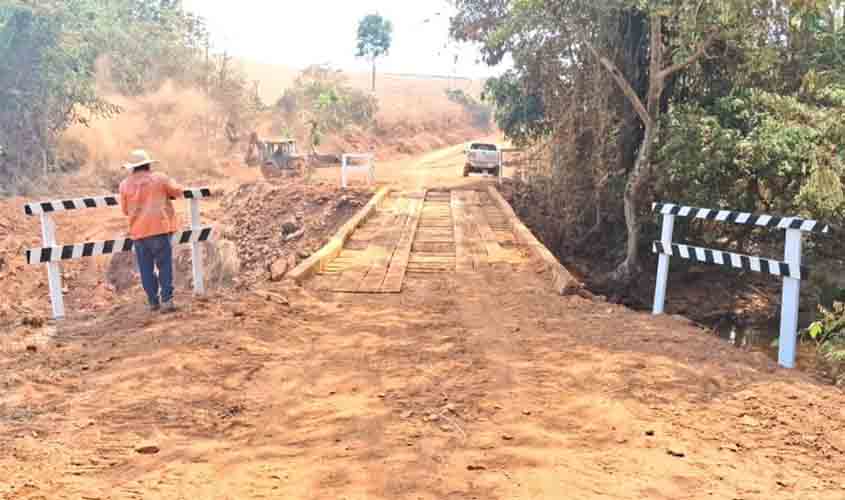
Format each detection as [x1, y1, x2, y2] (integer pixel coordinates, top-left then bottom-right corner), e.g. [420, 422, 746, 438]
[102, 0, 209, 95]
[452, 0, 824, 283]
[579, 2, 731, 282]
[0, 0, 254, 188]
[356, 13, 393, 92]
[481, 71, 548, 146]
[277, 65, 377, 133]
[0, 0, 120, 180]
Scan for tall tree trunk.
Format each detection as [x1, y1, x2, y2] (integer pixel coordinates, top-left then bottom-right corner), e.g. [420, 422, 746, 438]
[371, 59, 376, 92]
[611, 14, 664, 283]
[616, 10, 649, 178]
[586, 14, 720, 285]
[613, 119, 658, 281]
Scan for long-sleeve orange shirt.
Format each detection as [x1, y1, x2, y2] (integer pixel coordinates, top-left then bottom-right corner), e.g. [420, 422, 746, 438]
[119, 171, 183, 240]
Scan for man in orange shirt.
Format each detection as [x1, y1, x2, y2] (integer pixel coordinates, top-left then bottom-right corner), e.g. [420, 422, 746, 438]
[119, 150, 183, 313]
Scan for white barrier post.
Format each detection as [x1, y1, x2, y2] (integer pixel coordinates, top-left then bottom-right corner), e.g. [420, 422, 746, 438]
[651, 202, 829, 369]
[778, 228, 802, 368]
[24, 187, 213, 319]
[40, 213, 65, 320]
[498, 151, 504, 185]
[652, 212, 675, 315]
[188, 198, 205, 295]
[341, 154, 374, 189]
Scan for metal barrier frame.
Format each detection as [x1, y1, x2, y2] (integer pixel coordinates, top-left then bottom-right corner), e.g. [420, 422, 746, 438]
[651, 202, 831, 369]
[341, 154, 375, 189]
[23, 188, 213, 320]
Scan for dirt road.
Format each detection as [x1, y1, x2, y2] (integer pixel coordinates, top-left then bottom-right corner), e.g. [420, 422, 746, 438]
[2, 144, 844, 499]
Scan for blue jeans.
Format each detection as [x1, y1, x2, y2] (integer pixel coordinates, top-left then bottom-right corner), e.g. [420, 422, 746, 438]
[133, 233, 174, 306]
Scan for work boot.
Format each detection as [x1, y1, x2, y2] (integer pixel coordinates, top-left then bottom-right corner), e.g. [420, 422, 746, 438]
[160, 300, 177, 314]
[149, 303, 161, 312]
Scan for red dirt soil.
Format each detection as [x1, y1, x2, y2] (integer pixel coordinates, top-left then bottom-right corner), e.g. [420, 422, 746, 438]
[1, 146, 844, 500]
[0, 165, 372, 327]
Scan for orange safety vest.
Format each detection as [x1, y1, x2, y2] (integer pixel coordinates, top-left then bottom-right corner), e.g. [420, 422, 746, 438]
[119, 171, 183, 240]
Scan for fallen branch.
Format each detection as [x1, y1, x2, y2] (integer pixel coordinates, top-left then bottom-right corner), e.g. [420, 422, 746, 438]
[438, 410, 468, 442]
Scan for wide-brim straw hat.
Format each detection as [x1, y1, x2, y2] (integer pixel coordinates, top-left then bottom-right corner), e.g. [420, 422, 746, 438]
[123, 149, 159, 170]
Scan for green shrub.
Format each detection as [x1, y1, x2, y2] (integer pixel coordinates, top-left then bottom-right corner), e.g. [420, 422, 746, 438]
[276, 65, 378, 133]
[658, 88, 845, 224]
[805, 302, 845, 385]
[446, 88, 492, 130]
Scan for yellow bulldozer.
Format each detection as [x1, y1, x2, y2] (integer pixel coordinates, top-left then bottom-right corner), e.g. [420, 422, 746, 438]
[245, 133, 307, 179]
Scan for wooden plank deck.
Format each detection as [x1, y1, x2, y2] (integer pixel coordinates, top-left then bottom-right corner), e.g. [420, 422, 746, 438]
[381, 194, 425, 293]
[466, 190, 504, 262]
[333, 198, 405, 292]
[321, 189, 526, 292]
[356, 198, 411, 293]
[451, 191, 474, 272]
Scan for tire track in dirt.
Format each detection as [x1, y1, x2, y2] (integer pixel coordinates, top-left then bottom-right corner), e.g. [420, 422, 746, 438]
[2, 143, 845, 499]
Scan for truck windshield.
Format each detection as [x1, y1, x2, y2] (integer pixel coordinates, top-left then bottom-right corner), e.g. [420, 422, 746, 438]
[470, 144, 497, 151]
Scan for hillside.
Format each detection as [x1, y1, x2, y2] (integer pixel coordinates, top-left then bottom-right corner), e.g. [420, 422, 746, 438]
[239, 59, 485, 106]
[239, 59, 492, 160]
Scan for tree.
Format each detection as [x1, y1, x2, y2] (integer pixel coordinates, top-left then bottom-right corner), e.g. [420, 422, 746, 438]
[452, 0, 765, 284]
[482, 71, 549, 146]
[581, 7, 723, 283]
[0, 0, 121, 179]
[356, 13, 393, 92]
[275, 65, 378, 136]
[0, 0, 257, 189]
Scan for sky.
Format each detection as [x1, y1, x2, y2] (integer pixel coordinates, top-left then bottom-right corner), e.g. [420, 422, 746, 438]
[181, 0, 508, 79]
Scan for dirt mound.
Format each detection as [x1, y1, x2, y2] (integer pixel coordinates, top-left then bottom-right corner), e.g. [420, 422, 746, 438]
[105, 251, 136, 293]
[183, 239, 241, 289]
[0, 168, 374, 323]
[106, 239, 241, 293]
[0, 198, 50, 324]
[219, 180, 371, 285]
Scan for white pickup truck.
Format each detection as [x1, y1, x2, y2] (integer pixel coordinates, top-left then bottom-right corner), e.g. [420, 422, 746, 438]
[463, 142, 502, 177]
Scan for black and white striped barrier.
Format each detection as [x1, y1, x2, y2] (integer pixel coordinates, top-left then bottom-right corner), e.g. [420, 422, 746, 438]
[25, 228, 214, 265]
[652, 242, 808, 280]
[23, 188, 211, 216]
[651, 202, 832, 369]
[652, 203, 831, 234]
[24, 187, 213, 320]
